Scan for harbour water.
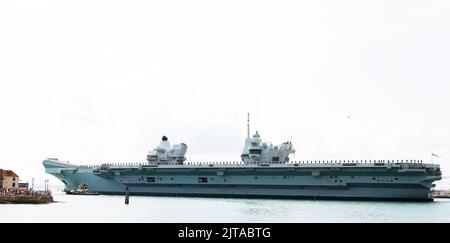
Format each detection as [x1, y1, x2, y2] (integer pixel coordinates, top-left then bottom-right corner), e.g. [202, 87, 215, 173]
[1, 186, 450, 223]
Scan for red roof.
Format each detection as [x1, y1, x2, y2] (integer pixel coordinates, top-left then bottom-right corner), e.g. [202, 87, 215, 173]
[0, 169, 18, 177]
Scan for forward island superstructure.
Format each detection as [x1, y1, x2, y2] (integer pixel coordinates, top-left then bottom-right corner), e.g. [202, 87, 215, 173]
[43, 115, 442, 201]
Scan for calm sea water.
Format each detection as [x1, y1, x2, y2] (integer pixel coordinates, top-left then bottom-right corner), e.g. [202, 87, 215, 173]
[1, 186, 450, 223]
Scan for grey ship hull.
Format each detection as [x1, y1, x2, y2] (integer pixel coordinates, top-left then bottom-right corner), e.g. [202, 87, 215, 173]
[43, 159, 441, 201]
[102, 184, 432, 202]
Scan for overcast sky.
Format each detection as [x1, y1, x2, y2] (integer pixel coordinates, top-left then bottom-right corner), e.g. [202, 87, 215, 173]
[1, 1, 449, 188]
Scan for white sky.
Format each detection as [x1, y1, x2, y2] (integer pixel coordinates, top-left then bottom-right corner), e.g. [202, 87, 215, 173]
[1, 0, 449, 188]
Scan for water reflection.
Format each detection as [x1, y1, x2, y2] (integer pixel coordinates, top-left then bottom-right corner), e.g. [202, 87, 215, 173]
[1, 187, 450, 222]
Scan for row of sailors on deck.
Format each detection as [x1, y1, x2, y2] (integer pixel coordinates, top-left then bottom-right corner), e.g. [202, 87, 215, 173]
[184, 159, 425, 164]
[79, 159, 426, 167]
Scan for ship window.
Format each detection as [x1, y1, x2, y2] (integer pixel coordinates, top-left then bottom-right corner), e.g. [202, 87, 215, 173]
[198, 177, 208, 183]
[249, 149, 262, 155]
[272, 157, 279, 162]
[146, 177, 155, 183]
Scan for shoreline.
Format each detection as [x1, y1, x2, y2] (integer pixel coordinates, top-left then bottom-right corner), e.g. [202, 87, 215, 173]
[0, 195, 54, 204]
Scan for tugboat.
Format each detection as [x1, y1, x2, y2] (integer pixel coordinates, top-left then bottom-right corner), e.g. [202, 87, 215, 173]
[65, 182, 99, 195]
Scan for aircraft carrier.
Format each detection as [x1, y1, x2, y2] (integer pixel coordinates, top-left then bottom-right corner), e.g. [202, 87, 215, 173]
[43, 115, 442, 201]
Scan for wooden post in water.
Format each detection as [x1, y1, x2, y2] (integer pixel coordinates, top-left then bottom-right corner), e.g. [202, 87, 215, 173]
[125, 186, 129, 205]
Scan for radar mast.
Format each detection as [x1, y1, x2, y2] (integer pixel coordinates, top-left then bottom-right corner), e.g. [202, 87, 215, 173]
[247, 113, 250, 139]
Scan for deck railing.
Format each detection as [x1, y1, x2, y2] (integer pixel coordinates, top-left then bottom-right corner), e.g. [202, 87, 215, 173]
[75, 159, 427, 168]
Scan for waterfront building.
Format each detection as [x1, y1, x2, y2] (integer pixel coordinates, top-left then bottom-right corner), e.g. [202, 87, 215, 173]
[0, 169, 19, 189]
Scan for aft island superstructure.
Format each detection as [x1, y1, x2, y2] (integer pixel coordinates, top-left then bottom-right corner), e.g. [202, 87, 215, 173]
[43, 115, 441, 201]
